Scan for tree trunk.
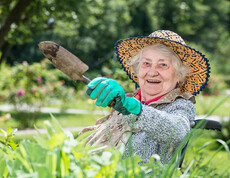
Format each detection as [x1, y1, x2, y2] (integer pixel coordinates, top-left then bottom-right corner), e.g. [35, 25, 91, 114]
[0, 0, 34, 49]
[0, 41, 11, 64]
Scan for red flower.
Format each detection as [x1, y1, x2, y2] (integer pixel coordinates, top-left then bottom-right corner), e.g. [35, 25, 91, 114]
[22, 61, 28, 66]
[36, 77, 42, 82]
[17, 90, 26, 97]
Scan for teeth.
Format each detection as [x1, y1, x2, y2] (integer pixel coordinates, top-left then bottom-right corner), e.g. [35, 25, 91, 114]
[147, 80, 161, 83]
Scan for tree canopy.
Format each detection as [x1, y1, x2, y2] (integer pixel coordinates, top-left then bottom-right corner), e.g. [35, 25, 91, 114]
[0, 0, 229, 74]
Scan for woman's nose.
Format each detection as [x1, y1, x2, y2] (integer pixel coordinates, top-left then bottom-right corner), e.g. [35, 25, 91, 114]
[147, 67, 159, 76]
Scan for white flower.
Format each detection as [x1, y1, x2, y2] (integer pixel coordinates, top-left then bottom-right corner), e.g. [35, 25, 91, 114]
[152, 154, 160, 161]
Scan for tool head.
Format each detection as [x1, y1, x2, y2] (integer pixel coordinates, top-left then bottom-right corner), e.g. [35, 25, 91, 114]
[38, 41, 89, 81]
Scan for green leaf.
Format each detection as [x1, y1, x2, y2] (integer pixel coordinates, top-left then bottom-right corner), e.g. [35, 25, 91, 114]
[217, 139, 230, 154]
[44, 120, 54, 138]
[6, 127, 13, 136]
[46, 133, 66, 150]
[0, 128, 6, 138]
[60, 151, 70, 177]
[50, 113, 64, 134]
[34, 125, 47, 139]
[76, 130, 96, 143]
[34, 135, 47, 148]
[0, 152, 8, 177]
[46, 152, 57, 177]
[7, 140, 18, 150]
[0, 138, 5, 144]
[21, 140, 48, 168]
[9, 128, 18, 137]
[16, 151, 33, 173]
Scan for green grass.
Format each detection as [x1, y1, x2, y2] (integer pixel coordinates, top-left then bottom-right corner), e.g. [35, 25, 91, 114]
[47, 94, 230, 116]
[36, 112, 101, 127]
[1, 94, 229, 116]
[4, 131, 81, 144]
[0, 111, 104, 129]
[45, 96, 110, 111]
[182, 130, 230, 175]
[195, 95, 230, 117]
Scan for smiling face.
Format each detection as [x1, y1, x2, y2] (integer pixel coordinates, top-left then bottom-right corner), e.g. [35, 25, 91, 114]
[138, 45, 179, 101]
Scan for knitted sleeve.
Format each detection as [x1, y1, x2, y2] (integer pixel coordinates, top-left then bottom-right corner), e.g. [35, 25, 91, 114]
[122, 98, 196, 146]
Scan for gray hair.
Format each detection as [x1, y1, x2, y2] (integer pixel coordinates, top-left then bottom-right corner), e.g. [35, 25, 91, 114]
[127, 43, 191, 86]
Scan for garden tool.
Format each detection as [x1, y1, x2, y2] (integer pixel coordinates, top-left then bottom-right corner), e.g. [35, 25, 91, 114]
[38, 41, 115, 106]
[38, 41, 90, 84]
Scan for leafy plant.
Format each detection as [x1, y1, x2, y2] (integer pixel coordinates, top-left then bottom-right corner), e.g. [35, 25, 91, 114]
[0, 60, 76, 128]
[0, 127, 18, 151]
[0, 116, 229, 177]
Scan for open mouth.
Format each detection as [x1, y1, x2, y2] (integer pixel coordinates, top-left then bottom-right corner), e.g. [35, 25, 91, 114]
[147, 79, 161, 84]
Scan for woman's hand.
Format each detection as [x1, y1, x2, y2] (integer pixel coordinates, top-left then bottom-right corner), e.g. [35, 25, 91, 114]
[86, 77, 141, 115]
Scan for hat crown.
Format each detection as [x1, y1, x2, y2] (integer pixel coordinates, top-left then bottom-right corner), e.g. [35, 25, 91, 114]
[115, 29, 210, 96]
[149, 30, 186, 45]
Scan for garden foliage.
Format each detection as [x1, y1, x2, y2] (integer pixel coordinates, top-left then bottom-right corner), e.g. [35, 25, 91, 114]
[212, 119, 230, 149]
[1, 0, 230, 78]
[0, 60, 76, 128]
[0, 117, 229, 177]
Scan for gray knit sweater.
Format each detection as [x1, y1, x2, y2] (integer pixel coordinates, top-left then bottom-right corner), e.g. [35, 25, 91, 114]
[122, 93, 196, 164]
[79, 89, 196, 164]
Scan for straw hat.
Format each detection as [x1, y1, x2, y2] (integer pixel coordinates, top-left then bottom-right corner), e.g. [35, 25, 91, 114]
[114, 30, 210, 96]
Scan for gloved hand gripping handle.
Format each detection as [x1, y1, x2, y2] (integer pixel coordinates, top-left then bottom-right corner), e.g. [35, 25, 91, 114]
[85, 77, 116, 107]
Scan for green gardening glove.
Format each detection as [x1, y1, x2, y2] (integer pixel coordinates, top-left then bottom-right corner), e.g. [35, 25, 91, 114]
[86, 77, 141, 115]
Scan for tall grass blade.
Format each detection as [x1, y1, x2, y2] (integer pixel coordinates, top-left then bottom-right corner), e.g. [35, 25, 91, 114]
[205, 140, 230, 166]
[216, 139, 230, 155]
[44, 120, 54, 138]
[49, 113, 64, 133]
[0, 128, 6, 137]
[205, 96, 229, 118]
[181, 159, 194, 177]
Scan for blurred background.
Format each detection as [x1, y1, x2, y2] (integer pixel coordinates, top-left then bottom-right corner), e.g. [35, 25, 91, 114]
[0, 0, 229, 73]
[0, 0, 230, 173]
[0, 0, 229, 129]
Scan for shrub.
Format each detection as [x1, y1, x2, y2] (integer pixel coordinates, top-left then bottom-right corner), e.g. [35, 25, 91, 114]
[0, 60, 76, 128]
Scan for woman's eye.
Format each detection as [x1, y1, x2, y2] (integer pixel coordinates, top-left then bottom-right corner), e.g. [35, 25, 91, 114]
[142, 62, 150, 66]
[159, 63, 169, 69]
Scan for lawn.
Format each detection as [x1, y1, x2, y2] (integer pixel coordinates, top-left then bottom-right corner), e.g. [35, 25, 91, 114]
[1, 94, 229, 117]
[47, 94, 230, 117]
[182, 130, 230, 176]
[0, 111, 105, 129]
[0, 97, 109, 129]
[195, 95, 230, 117]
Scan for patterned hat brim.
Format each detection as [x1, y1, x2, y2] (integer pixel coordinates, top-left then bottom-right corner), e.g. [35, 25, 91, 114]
[114, 36, 211, 96]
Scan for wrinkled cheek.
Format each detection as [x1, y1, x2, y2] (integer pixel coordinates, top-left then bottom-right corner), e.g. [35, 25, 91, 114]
[138, 69, 147, 79]
[138, 75, 144, 81]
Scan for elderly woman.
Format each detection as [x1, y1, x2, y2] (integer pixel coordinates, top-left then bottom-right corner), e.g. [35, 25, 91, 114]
[79, 30, 210, 164]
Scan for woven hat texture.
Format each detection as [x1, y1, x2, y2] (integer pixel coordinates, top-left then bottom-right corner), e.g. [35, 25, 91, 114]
[114, 30, 210, 96]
